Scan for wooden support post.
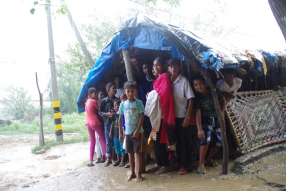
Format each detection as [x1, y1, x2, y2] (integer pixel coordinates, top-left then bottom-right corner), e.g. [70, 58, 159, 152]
[36, 72, 45, 146]
[122, 49, 135, 82]
[122, 49, 146, 173]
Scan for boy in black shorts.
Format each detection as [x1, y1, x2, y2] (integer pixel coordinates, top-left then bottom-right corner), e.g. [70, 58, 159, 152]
[118, 81, 144, 182]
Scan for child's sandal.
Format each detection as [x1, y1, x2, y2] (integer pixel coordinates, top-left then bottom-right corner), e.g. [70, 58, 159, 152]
[118, 162, 126, 167]
[113, 160, 120, 166]
[197, 165, 207, 174]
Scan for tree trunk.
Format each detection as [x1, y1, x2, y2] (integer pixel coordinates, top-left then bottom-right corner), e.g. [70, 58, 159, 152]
[61, 0, 95, 68]
[268, 0, 286, 41]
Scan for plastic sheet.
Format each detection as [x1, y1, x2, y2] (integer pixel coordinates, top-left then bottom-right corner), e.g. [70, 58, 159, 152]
[76, 14, 275, 112]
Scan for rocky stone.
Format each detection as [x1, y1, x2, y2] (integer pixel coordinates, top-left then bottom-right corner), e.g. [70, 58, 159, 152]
[232, 143, 286, 174]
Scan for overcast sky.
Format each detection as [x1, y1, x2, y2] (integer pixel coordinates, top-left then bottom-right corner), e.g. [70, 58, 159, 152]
[0, 0, 285, 100]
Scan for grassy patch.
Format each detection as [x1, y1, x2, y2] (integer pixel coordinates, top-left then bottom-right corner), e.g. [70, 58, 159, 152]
[31, 134, 89, 153]
[0, 112, 86, 135]
[0, 113, 90, 153]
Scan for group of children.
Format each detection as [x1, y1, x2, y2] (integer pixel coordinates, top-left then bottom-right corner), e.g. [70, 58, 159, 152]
[85, 57, 241, 182]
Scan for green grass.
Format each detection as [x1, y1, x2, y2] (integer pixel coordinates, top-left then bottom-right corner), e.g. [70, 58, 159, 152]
[0, 112, 86, 135]
[0, 113, 90, 153]
[31, 134, 89, 153]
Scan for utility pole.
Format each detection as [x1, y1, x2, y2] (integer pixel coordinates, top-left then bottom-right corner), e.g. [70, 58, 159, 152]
[46, 0, 63, 142]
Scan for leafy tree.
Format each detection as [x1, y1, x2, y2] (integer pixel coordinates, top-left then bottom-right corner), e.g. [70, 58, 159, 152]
[1, 86, 37, 120]
[81, 13, 122, 60]
[30, 0, 68, 15]
[45, 12, 120, 114]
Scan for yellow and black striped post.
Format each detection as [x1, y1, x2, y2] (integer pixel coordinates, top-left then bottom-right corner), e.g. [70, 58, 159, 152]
[46, 1, 63, 142]
[53, 101, 63, 141]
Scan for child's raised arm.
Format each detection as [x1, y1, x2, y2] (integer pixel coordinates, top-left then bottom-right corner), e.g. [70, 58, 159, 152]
[196, 109, 205, 140]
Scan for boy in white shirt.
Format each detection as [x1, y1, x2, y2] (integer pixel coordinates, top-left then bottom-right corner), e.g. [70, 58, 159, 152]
[168, 58, 195, 175]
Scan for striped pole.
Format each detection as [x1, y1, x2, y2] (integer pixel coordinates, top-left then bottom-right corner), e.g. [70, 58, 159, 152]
[53, 101, 63, 141]
[46, 2, 63, 142]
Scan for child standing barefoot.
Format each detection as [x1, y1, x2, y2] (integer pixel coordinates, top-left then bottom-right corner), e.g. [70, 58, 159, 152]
[118, 81, 144, 182]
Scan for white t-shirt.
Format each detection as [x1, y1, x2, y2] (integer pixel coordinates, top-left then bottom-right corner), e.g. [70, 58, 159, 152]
[115, 88, 123, 98]
[172, 74, 195, 118]
[216, 78, 242, 93]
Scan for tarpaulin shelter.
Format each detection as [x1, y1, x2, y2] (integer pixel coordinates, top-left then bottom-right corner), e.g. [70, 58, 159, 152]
[76, 14, 286, 171]
[77, 14, 281, 112]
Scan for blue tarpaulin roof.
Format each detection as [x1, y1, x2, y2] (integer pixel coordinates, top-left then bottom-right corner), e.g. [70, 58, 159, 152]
[77, 14, 276, 112]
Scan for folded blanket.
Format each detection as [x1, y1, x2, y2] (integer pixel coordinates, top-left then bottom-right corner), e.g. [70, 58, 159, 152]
[144, 90, 161, 132]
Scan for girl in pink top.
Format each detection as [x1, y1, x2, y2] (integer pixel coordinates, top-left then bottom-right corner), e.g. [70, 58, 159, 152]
[85, 87, 106, 167]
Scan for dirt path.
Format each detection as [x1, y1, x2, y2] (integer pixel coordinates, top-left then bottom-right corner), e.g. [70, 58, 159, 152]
[0, 134, 285, 191]
[0, 134, 88, 190]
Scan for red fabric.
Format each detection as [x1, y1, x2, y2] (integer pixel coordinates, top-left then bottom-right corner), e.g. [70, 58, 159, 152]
[160, 121, 168, 143]
[85, 98, 101, 127]
[153, 73, 176, 145]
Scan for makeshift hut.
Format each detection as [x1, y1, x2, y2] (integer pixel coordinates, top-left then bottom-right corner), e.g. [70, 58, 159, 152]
[77, 14, 286, 159]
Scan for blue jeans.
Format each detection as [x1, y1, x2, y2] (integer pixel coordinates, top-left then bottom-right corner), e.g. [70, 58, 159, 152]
[104, 121, 112, 157]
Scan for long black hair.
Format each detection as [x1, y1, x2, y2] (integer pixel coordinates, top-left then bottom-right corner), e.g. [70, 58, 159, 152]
[88, 87, 97, 98]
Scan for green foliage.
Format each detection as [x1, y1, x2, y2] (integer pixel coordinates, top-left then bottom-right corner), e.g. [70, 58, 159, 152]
[190, 1, 236, 38]
[30, 8, 36, 15]
[50, 12, 120, 114]
[1, 86, 37, 120]
[56, 3, 68, 15]
[81, 14, 121, 59]
[0, 121, 37, 135]
[30, 1, 67, 15]
[0, 113, 86, 135]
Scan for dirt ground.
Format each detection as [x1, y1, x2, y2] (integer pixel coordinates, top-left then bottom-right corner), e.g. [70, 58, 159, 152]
[0, 134, 88, 191]
[0, 134, 285, 191]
